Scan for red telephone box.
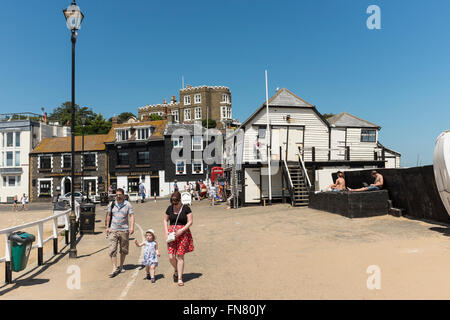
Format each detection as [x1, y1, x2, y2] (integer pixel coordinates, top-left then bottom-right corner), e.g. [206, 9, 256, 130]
[211, 167, 224, 183]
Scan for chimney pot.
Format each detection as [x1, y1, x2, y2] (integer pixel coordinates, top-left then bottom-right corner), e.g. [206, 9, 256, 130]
[163, 98, 167, 104]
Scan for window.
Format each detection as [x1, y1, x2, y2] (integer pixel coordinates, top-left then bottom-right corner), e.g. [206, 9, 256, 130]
[8, 176, 16, 187]
[184, 95, 191, 105]
[15, 151, 20, 166]
[192, 160, 203, 174]
[361, 129, 376, 142]
[137, 128, 150, 140]
[195, 107, 202, 120]
[2, 176, 6, 187]
[171, 110, 179, 123]
[83, 153, 96, 167]
[83, 179, 97, 194]
[39, 180, 51, 196]
[17, 175, 21, 186]
[63, 155, 71, 168]
[40, 156, 52, 169]
[15, 132, 20, 147]
[117, 152, 129, 165]
[137, 151, 150, 165]
[173, 137, 183, 148]
[258, 126, 267, 139]
[192, 136, 203, 151]
[6, 152, 13, 167]
[221, 93, 230, 103]
[117, 130, 129, 141]
[184, 109, 191, 121]
[221, 106, 232, 120]
[194, 94, 201, 104]
[176, 161, 186, 175]
[6, 132, 13, 147]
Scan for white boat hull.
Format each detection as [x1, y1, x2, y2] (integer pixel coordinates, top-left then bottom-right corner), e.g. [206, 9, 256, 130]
[433, 131, 450, 216]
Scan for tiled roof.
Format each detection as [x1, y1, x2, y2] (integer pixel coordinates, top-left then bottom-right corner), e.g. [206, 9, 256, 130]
[31, 134, 112, 154]
[327, 112, 380, 128]
[109, 120, 167, 142]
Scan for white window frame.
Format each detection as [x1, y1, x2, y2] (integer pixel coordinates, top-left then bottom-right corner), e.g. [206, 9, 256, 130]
[221, 93, 230, 103]
[6, 151, 13, 167]
[194, 94, 201, 104]
[184, 109, 192, 121]
[192, 160, 203, 174]
[173, 137, 183, 148]
[171, 110, 179, 123]
[137, 127, 151, 140]
[227, 106, 232, 119]
[221, 106, 228, 120]
[175, 161, 186, 175]
[192, 136, 203, 151]
[14, 151, 20, 167]
[37, 178, 53, 197]
[83, 176, 99, 196]
[61, 153, 72, 168]
[116, 129, 130, 141]
[194, 107, 202, 120]
[82, 152, 98, 171]
[38, 154, 53, 170]
[184, 95, 191, 106]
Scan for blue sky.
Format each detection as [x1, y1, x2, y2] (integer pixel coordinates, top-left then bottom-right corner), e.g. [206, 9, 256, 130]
[0, 0, 449, 167]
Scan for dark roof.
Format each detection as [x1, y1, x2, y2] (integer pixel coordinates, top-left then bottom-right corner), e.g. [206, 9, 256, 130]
[327, 112, 380, 129]
[106, 120, 167, 143]
[377, 142, 401, 156]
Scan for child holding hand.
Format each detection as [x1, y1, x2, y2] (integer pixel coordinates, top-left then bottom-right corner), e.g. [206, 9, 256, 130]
[135, 229, 160, 283]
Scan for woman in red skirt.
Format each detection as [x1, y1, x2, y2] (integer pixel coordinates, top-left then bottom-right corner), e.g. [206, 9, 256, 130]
[164, 191, 194, 286]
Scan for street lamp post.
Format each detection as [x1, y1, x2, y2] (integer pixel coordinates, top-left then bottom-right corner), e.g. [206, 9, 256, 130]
[63, 1, 84, 259]
[81, 115, 86, 202]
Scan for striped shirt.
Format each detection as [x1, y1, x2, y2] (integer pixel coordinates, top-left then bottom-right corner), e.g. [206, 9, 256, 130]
[108, 200, 134, 231]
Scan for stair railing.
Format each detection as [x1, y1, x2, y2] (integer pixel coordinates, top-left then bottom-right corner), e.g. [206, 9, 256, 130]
[298, 146, 312, 191]
[280, 146, 295, 205]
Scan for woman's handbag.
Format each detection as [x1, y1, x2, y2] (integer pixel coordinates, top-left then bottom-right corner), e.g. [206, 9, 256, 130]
[166, 205, 183, 243]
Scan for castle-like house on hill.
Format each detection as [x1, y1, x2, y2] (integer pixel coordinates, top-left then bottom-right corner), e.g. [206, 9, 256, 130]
[138, 85, 238, 129]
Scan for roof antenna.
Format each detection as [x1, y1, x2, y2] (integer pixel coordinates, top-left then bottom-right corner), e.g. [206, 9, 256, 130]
[182, 75, 184, 89]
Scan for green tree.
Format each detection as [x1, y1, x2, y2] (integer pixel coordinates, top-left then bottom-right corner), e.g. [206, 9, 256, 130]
[117, 112, 136, 124]
[149, 114, 163, 121]
[202, 119, 216, 128]
[322, 113, 335, 119]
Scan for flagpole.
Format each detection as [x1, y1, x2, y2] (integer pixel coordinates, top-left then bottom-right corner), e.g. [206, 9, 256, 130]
[265, 70, 272, 204]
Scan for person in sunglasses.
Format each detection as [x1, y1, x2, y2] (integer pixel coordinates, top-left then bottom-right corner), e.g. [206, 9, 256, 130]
[163, 191, 194, 286]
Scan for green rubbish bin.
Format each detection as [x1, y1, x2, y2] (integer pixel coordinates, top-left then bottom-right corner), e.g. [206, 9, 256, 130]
[8, 231, 36, 272]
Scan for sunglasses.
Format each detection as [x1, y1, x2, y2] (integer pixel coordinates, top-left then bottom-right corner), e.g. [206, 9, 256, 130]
[171, 198, 180, 202]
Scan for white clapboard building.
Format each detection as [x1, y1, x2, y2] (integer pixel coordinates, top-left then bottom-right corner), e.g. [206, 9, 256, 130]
[223, 88, 400, 207]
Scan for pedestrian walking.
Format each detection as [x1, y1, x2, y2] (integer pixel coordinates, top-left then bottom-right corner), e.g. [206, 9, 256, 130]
[135, 229, 160, 283]
[139, 181, 147, 203]
[13, 195, 18, 212]
[105, 188, 135, 278]
[209, 183, 216, 206]
[164, 191, 194, 286]
[20, 194, 27, 211]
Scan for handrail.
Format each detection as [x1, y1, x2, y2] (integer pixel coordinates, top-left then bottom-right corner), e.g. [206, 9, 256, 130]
[281, 148, 294, 190]
[0, 208, 71, 284]
[298, 147, 312, 189]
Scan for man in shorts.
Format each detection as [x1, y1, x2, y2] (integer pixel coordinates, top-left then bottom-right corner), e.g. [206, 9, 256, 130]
[348, 170, 384, 192]
[105, 188, 135, 278]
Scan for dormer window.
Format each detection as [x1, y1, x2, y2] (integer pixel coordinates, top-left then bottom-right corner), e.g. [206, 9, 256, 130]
[117, 129, 129, 141]
[137, 127, 151, 140]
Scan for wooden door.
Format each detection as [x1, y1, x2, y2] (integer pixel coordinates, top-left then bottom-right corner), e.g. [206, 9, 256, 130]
[287, 127, 304, 161]
[244, 168, 260, 203]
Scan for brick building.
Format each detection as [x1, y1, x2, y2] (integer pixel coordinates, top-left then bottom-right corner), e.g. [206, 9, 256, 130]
[29, 134, 112, 202]
[138, 85, 236, 129]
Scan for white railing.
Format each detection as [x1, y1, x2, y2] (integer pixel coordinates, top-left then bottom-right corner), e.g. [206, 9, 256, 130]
[298, 148, 312, 189]
[0, 208, 71, 283]
[281, 147, 294, 190]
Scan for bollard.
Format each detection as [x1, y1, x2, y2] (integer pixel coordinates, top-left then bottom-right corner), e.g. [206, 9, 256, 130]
[154, 192, 156, 202]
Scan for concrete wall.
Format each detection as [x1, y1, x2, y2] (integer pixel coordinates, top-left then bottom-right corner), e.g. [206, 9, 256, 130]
[335, 166, 450, 223]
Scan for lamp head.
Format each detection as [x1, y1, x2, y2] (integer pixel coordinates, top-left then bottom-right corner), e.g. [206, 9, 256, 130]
[63, 1, 84, 31]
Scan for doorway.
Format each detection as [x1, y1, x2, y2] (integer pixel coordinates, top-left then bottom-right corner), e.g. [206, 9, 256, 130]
[151, 178, 160, 196]
[63, 177, 71, 195]
[244, 168, 260, 203]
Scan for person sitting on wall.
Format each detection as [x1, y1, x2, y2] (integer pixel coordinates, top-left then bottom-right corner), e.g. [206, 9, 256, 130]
[324, 171, 346, 192]
[348, 170, 384, 192]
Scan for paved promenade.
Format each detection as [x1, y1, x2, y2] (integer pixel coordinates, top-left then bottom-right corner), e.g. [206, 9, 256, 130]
[1, 198, 450, 299]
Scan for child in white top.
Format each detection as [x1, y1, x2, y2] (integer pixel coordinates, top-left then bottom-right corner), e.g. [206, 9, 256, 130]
[135, 229, 160, 283]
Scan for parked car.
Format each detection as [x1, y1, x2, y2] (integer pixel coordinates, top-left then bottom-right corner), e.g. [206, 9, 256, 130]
[59, 192, 86, 204]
